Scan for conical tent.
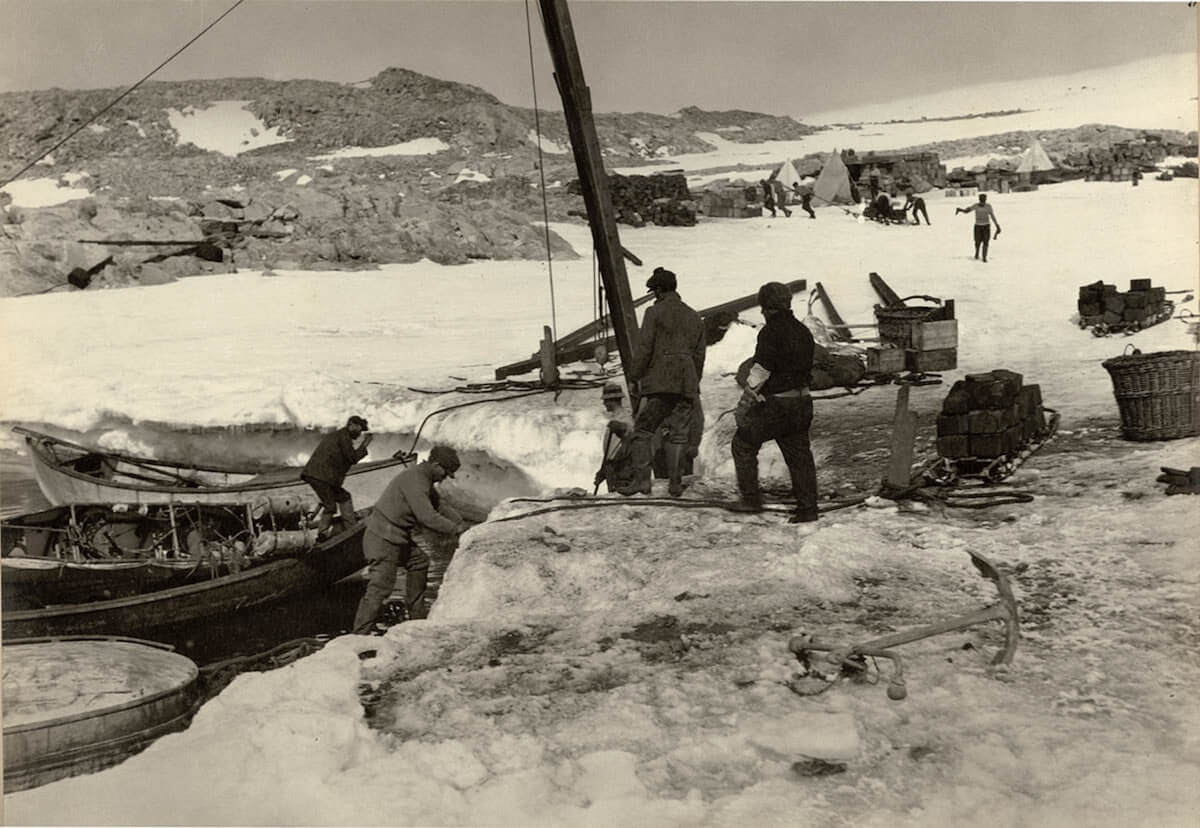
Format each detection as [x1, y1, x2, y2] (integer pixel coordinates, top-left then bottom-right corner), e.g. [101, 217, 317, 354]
[1016, 138, 1056, 173]
[773, 159, 803, 190]
[811, 151, 854, 205]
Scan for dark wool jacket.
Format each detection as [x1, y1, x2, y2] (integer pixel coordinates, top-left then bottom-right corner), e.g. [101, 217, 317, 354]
[754, 309, 814, 395]
[629, 291, 706, 396]
[302, 427, 368, 486]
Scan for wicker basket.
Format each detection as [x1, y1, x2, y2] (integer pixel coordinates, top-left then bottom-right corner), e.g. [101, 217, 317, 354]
[1101, 349, 1200, 440]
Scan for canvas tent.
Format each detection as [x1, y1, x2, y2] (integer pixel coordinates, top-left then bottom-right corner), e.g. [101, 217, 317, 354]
[1016, 138, 1056, 174]
[773, 159, 804, 191]
[811, 150, 855, 205]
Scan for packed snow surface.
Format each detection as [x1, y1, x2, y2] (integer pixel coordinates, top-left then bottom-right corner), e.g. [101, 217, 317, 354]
[309, 137, 450, 160]
[165, 100, 291, 156]
[0, 177, 92, 207]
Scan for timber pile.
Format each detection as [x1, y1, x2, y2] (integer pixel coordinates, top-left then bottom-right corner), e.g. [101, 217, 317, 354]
[936, 370, 1047, 461]
[567, 172, 697, 227]
[1078, 278, 1172, 335]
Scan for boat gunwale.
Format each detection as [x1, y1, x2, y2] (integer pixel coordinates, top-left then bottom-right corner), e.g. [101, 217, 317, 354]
[2, 519, 367, 623]
[19, 427, 411, 496]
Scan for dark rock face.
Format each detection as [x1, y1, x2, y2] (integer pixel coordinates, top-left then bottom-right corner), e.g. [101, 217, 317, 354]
[0, 67, 821, 294]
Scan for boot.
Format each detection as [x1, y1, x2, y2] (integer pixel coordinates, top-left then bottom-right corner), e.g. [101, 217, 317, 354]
[315, 508, 333, 538]
[665, 443, 685, 498]
[728, 496, 764, 513]
[617, 432, 653, 496]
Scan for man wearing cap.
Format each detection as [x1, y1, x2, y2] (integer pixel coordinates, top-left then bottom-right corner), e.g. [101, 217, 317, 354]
[301, 415, 373, 537]
[620, 266, 706, 498]
[352, 445, 467, 633]
[594, 382, 636, 493]
[730, 282, 819, 525]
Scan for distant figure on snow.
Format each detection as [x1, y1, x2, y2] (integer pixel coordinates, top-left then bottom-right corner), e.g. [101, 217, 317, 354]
[352, 445, 467, 633]
[793, 183, 816, 219]
[619, 267, 706, 498]
[760, 179, 791, 218]
[301, 415, 372, 537]
[956, 193, 1002, 262]
[903, 189, 930, 225]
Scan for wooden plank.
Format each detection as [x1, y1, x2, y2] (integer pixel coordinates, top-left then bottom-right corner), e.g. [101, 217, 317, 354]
[495, 279, 806, 380]
[556, 293, 655, 350]
[813, 282, 853, 341]
[884, 385, 918, 490]
[538, 326, 560, 386]
[869, 271, 905, 307]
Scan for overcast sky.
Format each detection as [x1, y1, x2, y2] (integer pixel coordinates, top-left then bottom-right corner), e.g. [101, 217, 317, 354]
[0, 1, 1195, 118]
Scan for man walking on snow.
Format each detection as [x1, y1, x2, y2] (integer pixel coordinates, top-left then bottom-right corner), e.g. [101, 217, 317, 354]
[352, 445, 468, 632]
[619, 267, 706, 498]
[956, 193, 1001, 262]
[301, 415, 372, 537]
[729, 282, 819, 526]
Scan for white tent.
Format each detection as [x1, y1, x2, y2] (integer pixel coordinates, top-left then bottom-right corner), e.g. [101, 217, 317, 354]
[773, 159, 803, 191]
[1016, 138, 1056, 174]
[811, 150, 855, 205]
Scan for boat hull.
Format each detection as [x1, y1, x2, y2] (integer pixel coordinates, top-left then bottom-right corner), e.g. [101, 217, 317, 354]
[2, 522, 366, 640]
[20, 427, 406, 507]
[2, 637, 201, 792]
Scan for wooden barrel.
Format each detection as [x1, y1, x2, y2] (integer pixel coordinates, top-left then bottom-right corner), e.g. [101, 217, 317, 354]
[2, 636, 200, 792]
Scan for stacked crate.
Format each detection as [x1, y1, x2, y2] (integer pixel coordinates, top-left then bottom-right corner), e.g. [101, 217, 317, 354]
[873, 302, 958, 374]
[700, 187, 763, 219]
[937, 370, 1047, 462]
[1078, 278, 1169, 330]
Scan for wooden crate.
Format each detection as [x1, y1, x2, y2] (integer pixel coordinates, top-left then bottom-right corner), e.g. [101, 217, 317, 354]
[866, 345, 906, 375]
[906, 348, 957, 372]
[913, 320, 958, 352]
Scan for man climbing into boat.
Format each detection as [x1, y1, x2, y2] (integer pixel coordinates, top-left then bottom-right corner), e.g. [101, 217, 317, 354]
[618, 267, 706, 498]
[301, 415, 372, 537]
[352, 445, 467, 633]
[729, 282, 819, 526]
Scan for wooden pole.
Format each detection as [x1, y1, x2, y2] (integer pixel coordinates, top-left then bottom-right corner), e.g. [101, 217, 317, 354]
[537, 0, 641, 393]
[884, 385, 918, 491]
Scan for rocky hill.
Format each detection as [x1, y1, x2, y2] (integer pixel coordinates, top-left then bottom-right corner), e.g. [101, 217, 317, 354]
[0, 68, 821, 295]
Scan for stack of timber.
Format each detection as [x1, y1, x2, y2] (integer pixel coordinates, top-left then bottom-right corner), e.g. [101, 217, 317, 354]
[929, 369, 1057, 484]
[1077, 278, 1174, 336]
[700, 186, 763, 218]
[872, 301, 957, 374]
[570, 172, 697, 227]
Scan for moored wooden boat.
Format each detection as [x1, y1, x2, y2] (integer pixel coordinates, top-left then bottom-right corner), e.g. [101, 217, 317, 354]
[15, 426, 409, 508]
[2, 503, 367, 639]
[2, 636, 201, 791]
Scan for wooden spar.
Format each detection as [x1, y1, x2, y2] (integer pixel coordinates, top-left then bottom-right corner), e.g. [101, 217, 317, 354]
[812, 282, 854, 341]
[537, 0, 641, 393]
[554, 293, 655, 351]
[869, 271, 905, 307]
[494, 279, 808, 379]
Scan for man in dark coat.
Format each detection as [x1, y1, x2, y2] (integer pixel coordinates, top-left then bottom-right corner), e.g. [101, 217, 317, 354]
[619, 267, 706, 498]
[352, 445, 467, 632]
[730, 282, 819, 525]
[301, 415, 372, 536]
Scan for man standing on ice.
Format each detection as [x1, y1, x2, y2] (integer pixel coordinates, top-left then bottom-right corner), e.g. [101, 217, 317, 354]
[301, 415, 372, 537]
[352, 445, 467, 633]
[729, 282, 819, 525]
[618, 267, 706, 498]
[956, 192, 1002, 261]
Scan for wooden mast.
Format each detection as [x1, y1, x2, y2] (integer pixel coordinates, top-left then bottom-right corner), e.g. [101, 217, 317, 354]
[537, 0, 641, 393]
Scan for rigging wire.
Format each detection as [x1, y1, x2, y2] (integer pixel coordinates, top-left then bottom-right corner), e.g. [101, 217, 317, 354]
[524, 0, 559, 343]
[1, 0, 249, 190]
